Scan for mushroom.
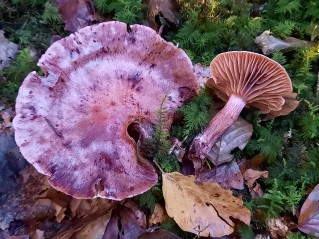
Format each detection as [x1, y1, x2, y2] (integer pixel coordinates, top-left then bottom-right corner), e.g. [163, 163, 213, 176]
[190, 51, 299, 160]
[13, 21, 198, 200]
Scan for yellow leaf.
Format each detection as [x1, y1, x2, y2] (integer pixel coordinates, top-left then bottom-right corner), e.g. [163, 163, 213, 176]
[162, 172, 251, 237]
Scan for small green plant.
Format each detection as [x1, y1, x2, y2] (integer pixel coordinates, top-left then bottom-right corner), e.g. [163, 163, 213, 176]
[258, 179, 286, 218]
[135, 185, 162, 213]
[287, 231, 318, 239]
[246, 122, 284, 162]
[178, 88, 212, 138]
[93, 0, 144, 24]
[238, 224, 254, 239]
[0, 48, 38, 100]
[41, 1, 63, 31]
[141, 94, 180, 173]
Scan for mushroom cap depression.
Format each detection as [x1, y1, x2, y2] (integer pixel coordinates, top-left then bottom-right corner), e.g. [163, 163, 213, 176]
[13, 21, 198, 200]
[207, 51, 298, 116]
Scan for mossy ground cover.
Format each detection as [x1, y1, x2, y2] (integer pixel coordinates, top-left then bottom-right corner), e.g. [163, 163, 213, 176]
[1, 0, 319, 238]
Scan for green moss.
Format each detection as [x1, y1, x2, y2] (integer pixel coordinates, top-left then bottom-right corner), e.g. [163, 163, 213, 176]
[93, 0, 144, 24]
[0, 48, 38, 101]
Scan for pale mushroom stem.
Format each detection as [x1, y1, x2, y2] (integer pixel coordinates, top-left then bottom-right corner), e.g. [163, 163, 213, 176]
[191, 95, 246, 159]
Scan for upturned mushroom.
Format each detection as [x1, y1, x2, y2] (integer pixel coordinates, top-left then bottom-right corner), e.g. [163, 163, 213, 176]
[190, 51, 299, 160]
[13, 21, 198, 200]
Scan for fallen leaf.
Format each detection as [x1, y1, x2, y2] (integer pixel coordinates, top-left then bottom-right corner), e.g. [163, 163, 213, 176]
[250, 183, 264, 198]
[55, 0, 96, 32]
[71, 212, 112, 239]
[0, 166, 52, 230]
[51, 201, 115, 239]
[137, 229, 182, 239]
[243, 169, 269, 189]
[147, 0, 180, 31]
[254, 30, 318, 55]
[207, 117, 253, 166]
[103, 200, 147, 239]
[267, 217, 289, 239]
[197, 161, 244, 190]
[0, 104, 16, 134]
[162, 171, 251, 237]
[0, 30, 18, 70]
[150, 203, 168, 226]
[242, 168, 268, 199]
[69, 198, 112, 218]
[298, 184, 319, 236]
[239, 154, 266, 173]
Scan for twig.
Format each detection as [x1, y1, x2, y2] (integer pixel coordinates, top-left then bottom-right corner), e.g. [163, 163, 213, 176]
[153, 160, 165, 174]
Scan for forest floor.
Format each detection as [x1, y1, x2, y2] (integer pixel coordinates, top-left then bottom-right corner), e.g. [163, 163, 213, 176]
[1, 0, 319, 238]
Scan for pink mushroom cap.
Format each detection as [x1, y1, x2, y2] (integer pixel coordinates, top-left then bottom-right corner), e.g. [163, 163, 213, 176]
[207, 51, 299, 117]
[13, 21, 198, 200]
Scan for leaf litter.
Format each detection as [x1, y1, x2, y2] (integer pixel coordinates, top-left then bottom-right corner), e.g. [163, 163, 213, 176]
[161, 171, 250, 237]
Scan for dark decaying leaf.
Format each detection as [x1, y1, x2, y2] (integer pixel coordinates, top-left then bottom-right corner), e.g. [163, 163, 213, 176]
[207, 117, 253, 166]
[147, 0, 180, 31]
[0, 134, 27, 195]
[298, 184, 319, 236]
[137, 229, 182, 239]
[0, 166, 53, 231]
[197, 161, 244, 190]
[103, 200, 147, 239]
[55, 0, 96, 32]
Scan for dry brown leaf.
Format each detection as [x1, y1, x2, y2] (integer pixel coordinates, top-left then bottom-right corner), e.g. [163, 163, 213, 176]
[267, 217, 289, 239]
[103, 200, 147, 239]
[207, 117, 253, 166]
[298, 184, 319, 236]
[162, 172, 251, 237]
[197, 161, 244, 190]
[0, 106, 15, 134]
[147, 0, 180, 31]
[149, 203, 168, 226]
[243, 169, 268, 199]
[69, 198, 113, 218]
[239, 154, 266, 173]
[250, 183, 264, 198]
[72, 212, 112, 239]
[243, 169, 268, 189]
[51, 200, 116, 239]
[55, 0, 96, 32]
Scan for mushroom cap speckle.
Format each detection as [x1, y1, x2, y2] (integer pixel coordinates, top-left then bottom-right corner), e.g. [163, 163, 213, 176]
[207, 51, 296, 114]
[13, 21, 198, 200]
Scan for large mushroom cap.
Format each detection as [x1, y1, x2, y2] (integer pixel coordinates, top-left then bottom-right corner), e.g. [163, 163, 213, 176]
[13, 21, 198, 200]
[207, 51, 297, 114]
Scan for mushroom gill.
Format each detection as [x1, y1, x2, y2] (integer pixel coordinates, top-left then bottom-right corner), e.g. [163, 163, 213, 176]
[190, 51, 299, 161]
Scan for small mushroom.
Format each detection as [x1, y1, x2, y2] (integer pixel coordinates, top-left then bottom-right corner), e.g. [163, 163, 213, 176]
[190, 51, 299, 160]
[13, 21, 198, 200]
